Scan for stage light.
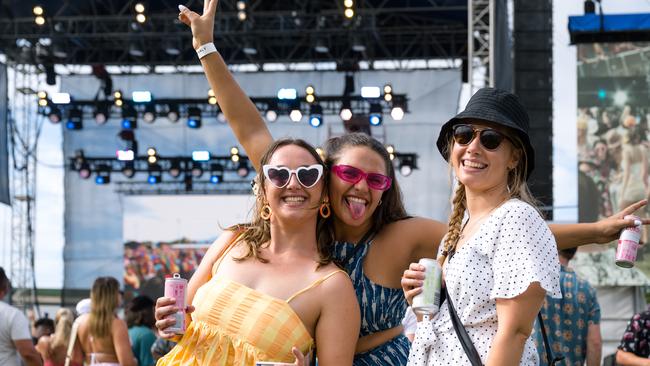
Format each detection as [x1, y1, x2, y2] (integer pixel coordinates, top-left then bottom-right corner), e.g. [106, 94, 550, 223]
[132, 91, 152, 103]
[613, 90, 628, 106]
[117, 149, 135, 161]
[383, 84, 392, 94]
[314, 39, 329, 54]
[94, 104, 110, 125]
[147, 147, 157, 156]
[208, 89, 218, 105]
[361, 87, 380, 99]
[37, 91, 47, 99]
[344, 0, 353, 7]
[277, 88, 297, 100]
[135, 3, 145, 13]
[230, 146, 239, 156]
[391, 106, 404, 121]
[95, 166, 111, 185]
[210, 163, 224, 184]
[237, 1, 247, 10]
[51, 92, 70, 104]
[129, 43, 145, 57]
[309, 104, 323, 128]
[399, 162, 413, 177]
[122, 162, 135, 178]
[237, 162, 250, 177]
[66, 108, 83, 130]
[169, 160, 182, 178]
[306, 85, 315, 95]
[597, 89, 607, 100]
[305, 84, 315, 103]
[192, 150, 210, 162]
[265, 109, 278, 123]
[136, 14, 146, 23]
[143, 104, 156, 123]
[340, 100, 352, 121]
[148, 173, 161, 184]
[48, 106, 62, 123]
[33, 6, 44, 15]
[167, 104, 179, 122]
[148, 155, 157, 164]
[121, 104, 137, 129]
[191, 163, 204, 178]
[306, 94, 315, 103]
[352, 36, 366, 52]
[79, 162, 91, 179]
[344, 8, 354, 18]
[242, 41, 258, 55]
[114, 90, 122, 99]
[38, 98, 48, 107]
[289, 109, 302, 122]
[386, 145, 395, 154]
[35, 16, 45, 25]
[187, 107, 202, 128]
[369, 103, 382, 126]
[115, 99, 124, 107]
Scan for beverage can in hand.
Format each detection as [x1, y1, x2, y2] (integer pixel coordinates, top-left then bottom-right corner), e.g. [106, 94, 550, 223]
[164, 273, 187, 334]
[616, 215, 642, 268]
[412, 258, 442, 315]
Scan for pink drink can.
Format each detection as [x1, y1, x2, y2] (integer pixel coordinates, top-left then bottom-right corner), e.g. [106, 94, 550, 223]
[164, 273, 187, 334]
[616, 215, 642, 268]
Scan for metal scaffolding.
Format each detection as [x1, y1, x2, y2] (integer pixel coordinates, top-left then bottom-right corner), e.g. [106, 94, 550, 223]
[8, 65, 41, 313]
[467, 0, 494, 92]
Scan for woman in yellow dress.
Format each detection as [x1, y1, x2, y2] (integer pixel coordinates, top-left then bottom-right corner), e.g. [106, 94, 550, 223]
[155, 138, 360, 365]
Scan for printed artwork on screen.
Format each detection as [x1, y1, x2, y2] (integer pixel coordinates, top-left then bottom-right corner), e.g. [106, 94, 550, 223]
[577, 42, 650, 280]
[124, 240, 211, 301]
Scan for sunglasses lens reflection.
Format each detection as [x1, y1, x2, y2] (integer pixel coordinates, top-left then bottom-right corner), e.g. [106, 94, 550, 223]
[297, 167, 321, 187]
[267, 168, 290, 187]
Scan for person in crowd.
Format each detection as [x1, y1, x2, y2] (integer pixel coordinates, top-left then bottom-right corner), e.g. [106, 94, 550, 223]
[402, 87, 562, 365]
[534, 248, 601, 366]
[74, 277, 136, 366]
[32, 316, 55, 345]
[150, 334, 175, 363]
[155, 138, 360, 365]
[174, 2, 650, 364]
[125, 296, 157, 366]
[75, 298, 91, 317]
[0, 267, 42, 366]
[616, 305, 650, 365]
[35, 308, 83, 366]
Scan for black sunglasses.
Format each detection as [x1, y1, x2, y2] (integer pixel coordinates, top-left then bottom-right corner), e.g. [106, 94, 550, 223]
[452, 124, 509, 150]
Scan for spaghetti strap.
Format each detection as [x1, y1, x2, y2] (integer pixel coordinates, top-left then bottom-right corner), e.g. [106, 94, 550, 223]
[286, 269, 347, 303]
[211, 230, 245, 276]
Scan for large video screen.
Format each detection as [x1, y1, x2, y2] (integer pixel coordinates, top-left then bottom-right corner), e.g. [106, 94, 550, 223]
[577, 42, 650, 276]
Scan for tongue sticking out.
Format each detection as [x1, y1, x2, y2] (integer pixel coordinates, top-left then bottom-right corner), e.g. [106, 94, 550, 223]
[347, 199, 366, 220]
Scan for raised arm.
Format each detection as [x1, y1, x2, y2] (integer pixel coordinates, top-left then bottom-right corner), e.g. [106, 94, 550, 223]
[487, 283, 545, 366]
[550, 199, 649, 249]
[178, 1, 273, 170]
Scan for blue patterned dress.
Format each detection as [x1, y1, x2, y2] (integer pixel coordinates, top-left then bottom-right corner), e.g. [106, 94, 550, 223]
[333, 239, 410, 366]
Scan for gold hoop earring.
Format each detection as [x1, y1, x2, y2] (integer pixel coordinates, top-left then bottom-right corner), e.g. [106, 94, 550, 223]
[320, 201, 331, 218]
[260, 204, 272, 220]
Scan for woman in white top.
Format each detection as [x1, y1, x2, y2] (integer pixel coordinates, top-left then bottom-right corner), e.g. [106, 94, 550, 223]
[403, 88, 561, 365]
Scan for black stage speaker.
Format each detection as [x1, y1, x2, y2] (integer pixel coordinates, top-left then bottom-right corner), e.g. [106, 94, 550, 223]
[514, 0, 554, 219]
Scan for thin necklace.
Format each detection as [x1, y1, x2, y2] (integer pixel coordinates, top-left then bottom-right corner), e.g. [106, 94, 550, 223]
[459, 196, 510, 240]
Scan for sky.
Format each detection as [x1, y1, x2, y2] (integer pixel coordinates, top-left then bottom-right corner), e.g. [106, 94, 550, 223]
[1, 0, 649, 289]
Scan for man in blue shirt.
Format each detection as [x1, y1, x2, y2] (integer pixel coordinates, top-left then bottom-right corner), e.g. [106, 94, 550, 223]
[534, 248, 602, 366]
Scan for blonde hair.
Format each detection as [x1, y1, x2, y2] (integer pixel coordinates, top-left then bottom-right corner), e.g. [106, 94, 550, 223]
[439, 130, 538, 266]
[51, 308, 74, 349]
[88, 277, 119, 339]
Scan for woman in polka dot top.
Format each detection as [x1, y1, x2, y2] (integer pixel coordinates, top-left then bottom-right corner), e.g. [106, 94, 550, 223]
[403, 88, 562, 366]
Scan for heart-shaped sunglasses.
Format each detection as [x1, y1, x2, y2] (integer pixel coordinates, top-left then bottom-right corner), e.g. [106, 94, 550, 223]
[262, 164, 324, 188]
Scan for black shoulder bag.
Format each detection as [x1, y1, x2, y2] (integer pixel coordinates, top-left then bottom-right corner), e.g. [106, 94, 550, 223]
[445, 249, 563, 365]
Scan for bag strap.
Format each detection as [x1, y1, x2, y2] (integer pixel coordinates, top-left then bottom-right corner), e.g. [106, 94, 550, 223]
[537, 312, 565, 365]
[445, 287, 483, 366]
[65, 317, 81, 366]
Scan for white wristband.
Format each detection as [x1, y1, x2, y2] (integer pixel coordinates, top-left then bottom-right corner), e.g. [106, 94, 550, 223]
[196, 43, 217, 59]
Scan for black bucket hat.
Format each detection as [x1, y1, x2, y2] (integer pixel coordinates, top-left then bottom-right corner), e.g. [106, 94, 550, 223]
[436, 87, 535, 179]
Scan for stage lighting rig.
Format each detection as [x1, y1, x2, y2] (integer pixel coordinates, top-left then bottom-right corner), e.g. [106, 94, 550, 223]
[187, 107, 202, 128]
[65, 108, 83, 130]
[369, 103, 382, 126]
[121, 104, 137, 129]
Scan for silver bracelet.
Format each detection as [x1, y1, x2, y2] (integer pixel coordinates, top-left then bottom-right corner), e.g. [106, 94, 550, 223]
[196, 42, 217, 59]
